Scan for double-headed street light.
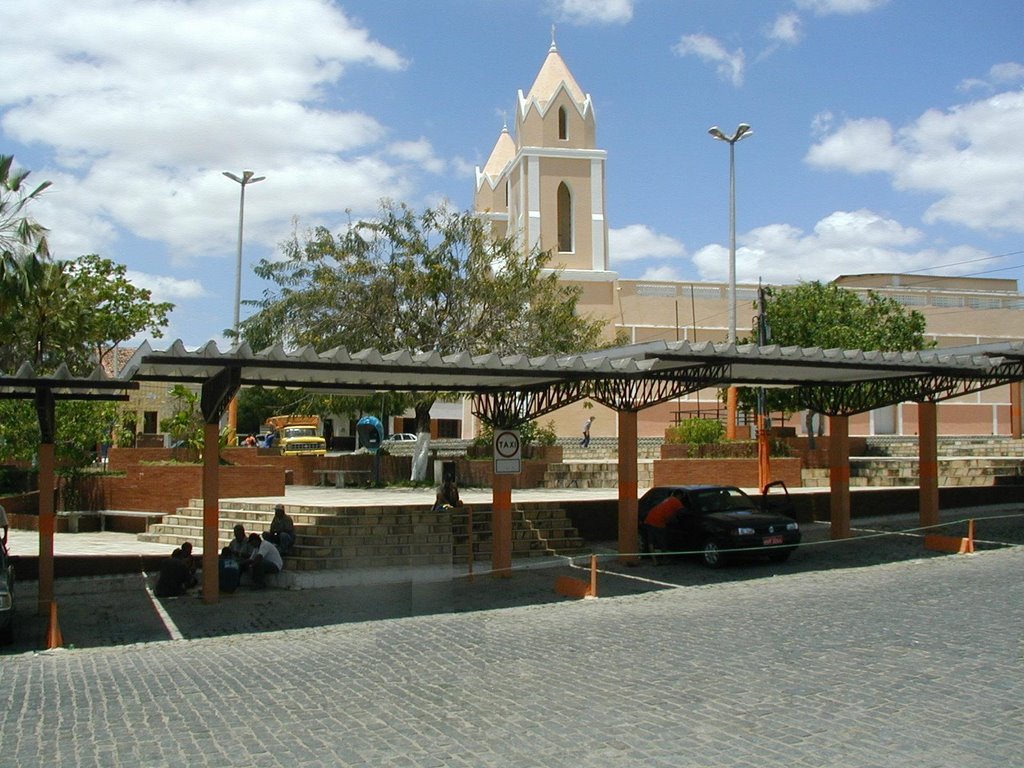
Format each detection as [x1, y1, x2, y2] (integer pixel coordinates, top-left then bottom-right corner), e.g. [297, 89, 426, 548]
[223, 169, 265, 442]
[223, 170, 266, 341]
[708, 123, 752, 344]
[709, 124, 752, 441]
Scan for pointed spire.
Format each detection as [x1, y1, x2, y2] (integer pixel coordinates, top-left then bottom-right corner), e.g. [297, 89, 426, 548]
[550, 24, 557, 51]
[525, 37, 585, 106]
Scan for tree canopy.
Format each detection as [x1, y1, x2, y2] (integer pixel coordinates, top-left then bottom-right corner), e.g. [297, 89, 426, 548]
[758, 281, 931, 352]
[242, 200, 607, 479]
[244, 201, 605, 357]
[0, 157, 174, 467]
[738, 280, 933, 426]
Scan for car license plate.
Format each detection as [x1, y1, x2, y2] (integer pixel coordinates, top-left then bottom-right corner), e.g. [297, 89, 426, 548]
[763, 535, 784, 545]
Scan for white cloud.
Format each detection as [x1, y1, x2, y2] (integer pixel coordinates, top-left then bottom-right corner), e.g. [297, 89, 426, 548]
[807, 90, 1024, 233]
[959, 61, 1024, 92]
[805, 117, 901, 172]
[0, 0, 416, 260]
[388, 139, 446, 175]
[609, 224, 686, 264]
[638, 264, 685, 282]
[767, 12, 803, 45]
[691, 209, 992, 285]
[126, 270, 207, 302]
[794, 0, 889, 14]
[550, 0, 633, 25]
[672, 34, 745, 87]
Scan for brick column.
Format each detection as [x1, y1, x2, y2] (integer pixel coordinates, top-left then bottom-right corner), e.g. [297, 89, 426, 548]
[37, 441, 56, 616]
[829, 415, 851, 540]
[202, 422, 220, 604]
[918, 400, 939, 530]
[491, 473, 512, 578]
[617, 410, 638, 563]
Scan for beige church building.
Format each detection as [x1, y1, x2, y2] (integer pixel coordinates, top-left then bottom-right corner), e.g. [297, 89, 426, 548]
[469, 39, 1024, 440]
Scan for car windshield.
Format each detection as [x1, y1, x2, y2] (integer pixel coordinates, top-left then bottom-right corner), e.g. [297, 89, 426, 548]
[284, 427, 317, 438]
[691, 487, 754, 514]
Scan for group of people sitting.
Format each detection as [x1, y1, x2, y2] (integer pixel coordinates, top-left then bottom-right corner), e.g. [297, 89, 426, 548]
[153, 503, 295, 596]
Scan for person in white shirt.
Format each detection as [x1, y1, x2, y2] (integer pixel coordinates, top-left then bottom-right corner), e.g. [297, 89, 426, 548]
[245, 533, 283, 587]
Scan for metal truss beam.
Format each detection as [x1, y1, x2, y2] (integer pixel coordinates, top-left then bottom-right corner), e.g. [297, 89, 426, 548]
[798, 368, 1024, 417]
[472, 380, 590, 427]
[588, 365, 729, 412]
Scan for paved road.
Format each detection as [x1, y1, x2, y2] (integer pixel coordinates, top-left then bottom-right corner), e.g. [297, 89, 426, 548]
[1, 511, 1022, 767]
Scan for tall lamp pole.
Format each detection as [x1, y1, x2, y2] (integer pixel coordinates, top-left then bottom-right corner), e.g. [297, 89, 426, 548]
[222, 169, 265, 442]
[709, 123, 752, 439]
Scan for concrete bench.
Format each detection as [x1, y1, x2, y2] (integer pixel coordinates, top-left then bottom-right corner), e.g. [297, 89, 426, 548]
[314, 469, 372, 488]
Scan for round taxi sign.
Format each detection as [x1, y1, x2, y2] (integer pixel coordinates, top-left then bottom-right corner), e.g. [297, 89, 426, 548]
[494, 430, 521, 458]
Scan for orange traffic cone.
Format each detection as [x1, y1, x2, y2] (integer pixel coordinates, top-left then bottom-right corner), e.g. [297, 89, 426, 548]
[47, 601, 63, 649]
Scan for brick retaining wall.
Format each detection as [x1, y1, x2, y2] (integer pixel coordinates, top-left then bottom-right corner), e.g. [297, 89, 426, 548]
[653, 458, 803, 489]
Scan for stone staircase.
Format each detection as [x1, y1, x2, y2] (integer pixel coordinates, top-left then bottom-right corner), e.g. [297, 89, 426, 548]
[801, 456, 1024, 487]
[450, 504, 586, 564]
[138, 499, 586, 571]
[539, 460, 654, 489]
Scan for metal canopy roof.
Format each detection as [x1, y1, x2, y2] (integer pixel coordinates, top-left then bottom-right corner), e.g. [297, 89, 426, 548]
[115, 337, 1022, 393]
[110, 338, 1024, 422]
[0, 362, 139, 401]
[118, 339, 660, 395]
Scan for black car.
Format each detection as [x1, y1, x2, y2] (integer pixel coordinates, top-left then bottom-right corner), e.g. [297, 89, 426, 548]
[638, 482, 801, 567]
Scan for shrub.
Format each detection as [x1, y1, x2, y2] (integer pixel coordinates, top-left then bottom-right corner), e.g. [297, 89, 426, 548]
[666, 418, 725, 446]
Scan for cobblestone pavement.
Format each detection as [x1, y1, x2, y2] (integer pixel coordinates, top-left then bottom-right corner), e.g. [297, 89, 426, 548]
[1, 508, 1023, 767]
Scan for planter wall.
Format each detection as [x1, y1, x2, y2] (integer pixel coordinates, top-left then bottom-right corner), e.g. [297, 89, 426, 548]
[653, 457, 803, 489]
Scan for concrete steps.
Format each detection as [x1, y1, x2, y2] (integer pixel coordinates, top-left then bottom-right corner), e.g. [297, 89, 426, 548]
[538, 460, 654, 489]
[139, 499, 586, 571]
[801, 455, 1024, 487]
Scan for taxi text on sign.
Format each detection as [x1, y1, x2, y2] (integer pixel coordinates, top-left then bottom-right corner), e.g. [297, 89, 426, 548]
[493, 429, 522, 475]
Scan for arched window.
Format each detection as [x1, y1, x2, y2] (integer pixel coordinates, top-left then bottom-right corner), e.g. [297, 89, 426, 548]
[557, 182, 573, 252]
[558, 106, 568, 140]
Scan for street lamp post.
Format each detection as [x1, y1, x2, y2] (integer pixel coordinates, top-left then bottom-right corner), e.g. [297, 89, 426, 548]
[709, 123, 752, 439]
[222, 169, 265, 442]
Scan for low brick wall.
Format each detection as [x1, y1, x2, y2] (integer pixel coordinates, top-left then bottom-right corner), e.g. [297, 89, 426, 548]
[453, 459, 552, 489]
[653, 458, 803, 489]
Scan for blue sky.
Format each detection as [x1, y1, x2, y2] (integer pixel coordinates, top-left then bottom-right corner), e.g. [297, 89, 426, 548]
[2, 0, 1022, 347]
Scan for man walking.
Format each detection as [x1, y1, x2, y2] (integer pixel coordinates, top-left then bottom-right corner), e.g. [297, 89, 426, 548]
[580, 416, 595, 448]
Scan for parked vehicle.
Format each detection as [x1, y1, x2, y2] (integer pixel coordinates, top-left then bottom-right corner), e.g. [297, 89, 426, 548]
[0, 545, 14, 644]
[638, 482, 801, 568]
[262, 415, 327, 456]
[385, 433, 418, 442]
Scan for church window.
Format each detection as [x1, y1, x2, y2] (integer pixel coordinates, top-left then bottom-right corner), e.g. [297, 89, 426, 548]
[557, 182, 573, 252]
[558, 106, 568, 140]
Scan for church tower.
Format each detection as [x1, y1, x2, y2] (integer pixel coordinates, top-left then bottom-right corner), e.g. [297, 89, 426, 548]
[475, 37, 617, 296]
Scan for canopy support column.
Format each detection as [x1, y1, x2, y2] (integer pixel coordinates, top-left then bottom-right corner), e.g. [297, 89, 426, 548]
[35, 388, 56, 616]
[201, 422, 221, 603]
[828, 415, 851, 539]
[1011, 381, 1022, 439]
[491, 474, 512, 578]
[199, 367, 241, 605]
[918, 401, 939, 530]
[617, 410, 639, 563]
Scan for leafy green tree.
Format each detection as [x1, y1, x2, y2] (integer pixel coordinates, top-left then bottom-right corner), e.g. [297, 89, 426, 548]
[244, 201, 606, 479]
[160, 385, 205, 460]
[741, 280, 933, 436]
[0, 158, 173, 468]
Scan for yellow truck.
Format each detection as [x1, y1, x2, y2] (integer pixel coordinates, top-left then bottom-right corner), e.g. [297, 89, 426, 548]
[263, 415, 327, 456]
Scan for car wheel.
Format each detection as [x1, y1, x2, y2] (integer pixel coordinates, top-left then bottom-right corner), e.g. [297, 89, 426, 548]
[701, 539, 727, 568]
[0, 620, 12, 646]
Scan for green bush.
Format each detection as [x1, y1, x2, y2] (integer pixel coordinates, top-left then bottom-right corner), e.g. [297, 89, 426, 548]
[666, 418, 725, 446]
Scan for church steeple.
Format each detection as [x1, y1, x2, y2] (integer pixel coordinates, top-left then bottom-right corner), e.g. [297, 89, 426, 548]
[474, 38, 612, 277]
